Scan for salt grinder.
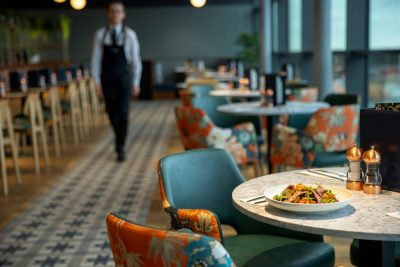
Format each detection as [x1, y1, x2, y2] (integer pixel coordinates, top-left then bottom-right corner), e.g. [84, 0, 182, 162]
[346, 144, 363, 190]
[362, 146, 382, 195]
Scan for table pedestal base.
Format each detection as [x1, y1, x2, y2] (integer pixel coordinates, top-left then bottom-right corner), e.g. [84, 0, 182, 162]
[359, 240, 395, 267]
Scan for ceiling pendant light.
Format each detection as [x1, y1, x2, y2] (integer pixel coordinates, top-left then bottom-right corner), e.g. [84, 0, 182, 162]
[190, 0, 206, 8]
[54, 0, 66, 3]
[70, 0, 87, 10]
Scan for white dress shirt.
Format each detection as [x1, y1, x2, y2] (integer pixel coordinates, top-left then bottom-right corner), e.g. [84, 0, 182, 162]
[91, 24, 142, 87]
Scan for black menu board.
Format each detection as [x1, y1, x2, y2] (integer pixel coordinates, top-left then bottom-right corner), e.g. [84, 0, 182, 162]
[360, 108, 400, 192]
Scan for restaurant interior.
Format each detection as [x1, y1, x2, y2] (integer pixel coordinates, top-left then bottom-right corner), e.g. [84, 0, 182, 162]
[0, 0, 399, 266]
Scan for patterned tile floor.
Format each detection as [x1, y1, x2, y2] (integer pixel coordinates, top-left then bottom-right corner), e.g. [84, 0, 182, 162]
[0, 101, 175, 267]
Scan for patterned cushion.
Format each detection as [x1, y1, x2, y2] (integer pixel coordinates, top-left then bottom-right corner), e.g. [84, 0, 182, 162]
[106, 213, 235, 267]
[287, 87, 319, 102]
[304, 105, 359, 152]
[271, 105, 360, 168]
[174, 106, 258, 164]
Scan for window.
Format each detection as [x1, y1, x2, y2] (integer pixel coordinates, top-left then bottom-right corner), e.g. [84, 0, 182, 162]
[288, 0, 302, 52]
[331, 0, 346, 51]
[368, 53, 400, 107]
[369, 0, 400, 50]
[368, 0, 400, 106]
[272, 0, 279, 52]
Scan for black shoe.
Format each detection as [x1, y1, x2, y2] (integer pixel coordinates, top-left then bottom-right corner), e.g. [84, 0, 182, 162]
[117, 152, 126, 162]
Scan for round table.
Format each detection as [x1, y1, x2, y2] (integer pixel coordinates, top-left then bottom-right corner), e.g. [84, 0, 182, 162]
[218, 101, 329, 172]
[232, 169, 400, 267]
[209, 89, 260, 98]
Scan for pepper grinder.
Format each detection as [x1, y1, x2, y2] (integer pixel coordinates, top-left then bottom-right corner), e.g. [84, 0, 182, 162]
[346, 144, 363, 190]
[362, 146, 382, 195]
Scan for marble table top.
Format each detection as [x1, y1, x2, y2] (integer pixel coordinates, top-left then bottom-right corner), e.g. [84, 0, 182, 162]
[210, 89, 261, 98]
[232, 168, 400, 241]
[218, 101, 329, 117]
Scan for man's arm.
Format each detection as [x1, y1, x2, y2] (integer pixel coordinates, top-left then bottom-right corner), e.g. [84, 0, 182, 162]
[131, 31, 142, 95]
[90, 29, 102, 90]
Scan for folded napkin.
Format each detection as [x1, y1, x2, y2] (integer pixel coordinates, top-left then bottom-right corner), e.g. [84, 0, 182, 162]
[296, 169, 347, 181]
[387, 211, 400, 220]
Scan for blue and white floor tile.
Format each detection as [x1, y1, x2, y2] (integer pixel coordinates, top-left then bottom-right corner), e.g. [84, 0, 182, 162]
[0, 101, 175, 267]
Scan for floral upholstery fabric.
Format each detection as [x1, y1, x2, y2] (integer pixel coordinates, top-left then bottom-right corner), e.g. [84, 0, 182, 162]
[304, 105, 359, 152]
[271, 105, 359, 168]
[174, 106, 258, 165]
[287, 87, 319, 103]
[179, 91, 192, 107]
[106, 213, 235, 267]
[158, 175, 223, 241]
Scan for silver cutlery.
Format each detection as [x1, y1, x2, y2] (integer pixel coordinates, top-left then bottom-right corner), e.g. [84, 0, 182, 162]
[312, 169, 346, 177]
[306, 169, 345, 181]
[242, 194, 265, 202]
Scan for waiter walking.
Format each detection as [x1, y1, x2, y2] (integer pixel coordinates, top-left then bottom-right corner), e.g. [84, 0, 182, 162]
[91, 1, 142, 162]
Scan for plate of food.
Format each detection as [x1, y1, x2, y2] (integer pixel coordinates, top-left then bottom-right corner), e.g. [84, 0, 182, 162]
[264, 184, 352, 213]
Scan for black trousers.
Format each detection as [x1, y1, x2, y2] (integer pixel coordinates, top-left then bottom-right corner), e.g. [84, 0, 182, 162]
[101, 73, 131, 153]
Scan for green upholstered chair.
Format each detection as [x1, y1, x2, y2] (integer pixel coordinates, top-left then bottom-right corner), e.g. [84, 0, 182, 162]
[158, 149, 335, 267]
[324, 94, 360, 106]
[350, 240, 400, 267]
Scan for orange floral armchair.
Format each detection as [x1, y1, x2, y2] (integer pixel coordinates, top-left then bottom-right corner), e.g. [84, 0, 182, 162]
[106, 213, 235, 267]
[271, 105, 359, 168]
[174, 106, 259, 165]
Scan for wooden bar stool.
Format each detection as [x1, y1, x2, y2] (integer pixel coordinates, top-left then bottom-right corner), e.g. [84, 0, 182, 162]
[15, 91, 50, 174]
[66, 83, 83, 144]
[47, 87, 66, 156]
[0, 100, 21, 195]
[87, 78, 101, 127]
[78, 80, 91, 135]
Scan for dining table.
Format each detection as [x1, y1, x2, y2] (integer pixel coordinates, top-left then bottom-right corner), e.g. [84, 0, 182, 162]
[218, 101, 329, 173]
[232, 168, 400, 267]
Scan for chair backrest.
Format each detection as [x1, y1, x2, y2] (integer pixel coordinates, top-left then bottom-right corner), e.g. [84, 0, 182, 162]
[287, 87, 319, 102]
[304, 104, 360, 152]
[174, 106, 214, 150]
[192, 96, 262, 135]
[106, 213, 235, 267]
[324, 94, 360, 106]
[158, 149, 245, 225]
[190, 84, 215, 96]
[178, 90, 192, 107]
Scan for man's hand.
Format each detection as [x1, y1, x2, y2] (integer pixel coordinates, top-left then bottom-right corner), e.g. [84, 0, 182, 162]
[132, 86, 140, 97]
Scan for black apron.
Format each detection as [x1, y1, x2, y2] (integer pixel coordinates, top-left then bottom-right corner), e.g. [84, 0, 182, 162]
[100, 26, 132, 154]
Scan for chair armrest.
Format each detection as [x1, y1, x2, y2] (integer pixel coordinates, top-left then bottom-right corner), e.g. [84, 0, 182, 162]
[165, 206, 223, 242]
[271, 124, 316, 168]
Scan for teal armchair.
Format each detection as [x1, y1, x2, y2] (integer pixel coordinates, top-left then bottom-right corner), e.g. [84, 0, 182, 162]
[158, 149, 335, 267]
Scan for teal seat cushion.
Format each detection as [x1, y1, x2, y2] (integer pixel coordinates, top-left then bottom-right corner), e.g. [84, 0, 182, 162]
[350, 240, 400, 266]
[13, 113, 30, 132]
[61, 100, 71, 113]
[225, 235, 334, 267]
[312, 151, 346, 167]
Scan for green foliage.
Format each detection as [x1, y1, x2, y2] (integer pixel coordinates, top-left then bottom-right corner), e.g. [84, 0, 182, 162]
[59, 14, 71, 41]
[236, 32, 259, 68]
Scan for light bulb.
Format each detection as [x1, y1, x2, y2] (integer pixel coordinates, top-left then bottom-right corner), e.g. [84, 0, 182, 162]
[54, 0, 66, 3]
[190, 0, 206, 8]
[70, 0, 86, 10]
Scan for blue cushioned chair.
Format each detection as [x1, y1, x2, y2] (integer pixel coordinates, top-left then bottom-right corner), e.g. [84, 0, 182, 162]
[158, 149, 335, 267]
